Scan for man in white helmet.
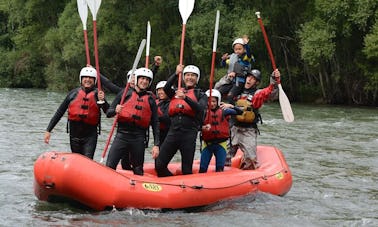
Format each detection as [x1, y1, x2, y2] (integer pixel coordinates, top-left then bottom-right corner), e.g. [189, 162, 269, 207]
[155, 64, 208, 177]
[106, 67, 159, 176]
[44, 66, 109, 159]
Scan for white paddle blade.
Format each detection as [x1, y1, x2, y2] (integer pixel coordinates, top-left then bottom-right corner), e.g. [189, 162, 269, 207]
[179, 0, 195, 24]
[146, 21, 151, 56]
[278, 84, 294, 122]
[128, 39, 147, 83]
[212, 10, 220, 52]
[77, 0, 88, 30]
[87, 0, 102, 20]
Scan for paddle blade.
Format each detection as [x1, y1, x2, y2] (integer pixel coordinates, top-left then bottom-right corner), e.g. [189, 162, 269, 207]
[77, 0, 88, 30]
[212, 10, 220, 52]
[87, 0, 102, 20]
[179, 0, 195, 24]
[129, 39, 147, 81]
[146, 21, 151, 57]
[278, 84, 294, 122]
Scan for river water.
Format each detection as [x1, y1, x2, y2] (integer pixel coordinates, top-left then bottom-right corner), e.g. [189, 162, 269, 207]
[0, 88, 377, 226]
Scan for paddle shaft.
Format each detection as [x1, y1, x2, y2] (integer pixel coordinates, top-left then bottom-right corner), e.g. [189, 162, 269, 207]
[256, 12, 294, 122]
[256, 13, 280, 83]
[178, 24, 187, 90]
[207, 10, 220, 120]
[92, 20, 102, 91]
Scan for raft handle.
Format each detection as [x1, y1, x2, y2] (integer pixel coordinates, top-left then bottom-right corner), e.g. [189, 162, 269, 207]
[43, 181, 55, 189]
[250, 179, 260, 185]
[191, 185, 203, 189]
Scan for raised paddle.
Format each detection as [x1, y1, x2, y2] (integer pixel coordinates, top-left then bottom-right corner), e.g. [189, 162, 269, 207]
[206, 10, 220, 120]
[87, 0, 104, 104]
[77, 0, 91, 65]
[255, 11, 294, 123]
[145, 21, 151, 68]
[177, 0, 195, 90]
[100, 39, 147, 164]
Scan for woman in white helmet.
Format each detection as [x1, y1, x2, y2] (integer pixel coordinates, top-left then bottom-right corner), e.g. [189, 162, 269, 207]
[155, 80, 170, 144]
[106, 67, 159, 176]
[44, 66, 109, 159]
[199, 89, 243, 173]
[155, 64, 208, 177]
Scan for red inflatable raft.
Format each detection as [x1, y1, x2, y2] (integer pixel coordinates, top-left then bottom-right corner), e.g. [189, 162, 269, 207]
[34, 145, 292, 210]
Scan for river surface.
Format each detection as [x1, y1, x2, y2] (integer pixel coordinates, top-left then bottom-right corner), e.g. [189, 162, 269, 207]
[0, 88, 377, 226]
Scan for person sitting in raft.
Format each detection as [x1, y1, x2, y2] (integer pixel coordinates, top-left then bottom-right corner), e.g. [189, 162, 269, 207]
[199, 89, 242, 173]
[44, 66, 109, 159]
[223, 69, 280, 170]
[155, 64, 208, 177]
[105, 67, 159, 176]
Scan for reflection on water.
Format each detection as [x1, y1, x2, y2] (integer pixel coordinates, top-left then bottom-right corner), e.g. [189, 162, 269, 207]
[0, 88, 377, 226]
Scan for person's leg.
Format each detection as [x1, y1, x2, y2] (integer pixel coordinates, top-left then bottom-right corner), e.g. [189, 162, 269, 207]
[199, 144, 212, 173]
[214, 142, 227, 172]
[155, 131, 178, 177]
[179, 130, 198, 175]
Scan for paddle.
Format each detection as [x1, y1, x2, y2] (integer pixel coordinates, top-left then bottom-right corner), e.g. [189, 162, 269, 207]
[206, 10, 220, 120]
[100, 39, 147, 163]
[77, 0, 91, 65]
[177, 0, 195, 90]
[145, 21, 151, 68]
[87, 0, 104, 104]
[255, 12, 294, 123]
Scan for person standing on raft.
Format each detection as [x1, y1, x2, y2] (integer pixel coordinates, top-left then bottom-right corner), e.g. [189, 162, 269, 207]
[223, 68, 280, 170]
[44, 66, 109, 159]
[155, 64, 207, 177]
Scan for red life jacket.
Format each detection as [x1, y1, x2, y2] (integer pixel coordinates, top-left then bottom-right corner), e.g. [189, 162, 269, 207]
[68, 89, 99, 126]
[202, 108, 230, 141]
[168, 89, 197, 117]
[118, 91, 152, 129]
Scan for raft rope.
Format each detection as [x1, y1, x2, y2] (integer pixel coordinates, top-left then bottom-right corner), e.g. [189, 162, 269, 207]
[123, 168, 288, 190]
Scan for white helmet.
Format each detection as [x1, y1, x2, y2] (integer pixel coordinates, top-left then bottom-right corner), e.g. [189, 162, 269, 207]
[79, 67, 97, 84]
[134, 67, 153, 87]
[155, 80, 167, 95]
[232, 38, 244, 47]
[127, 69, 133, 79]
[205, 89, 222, 106]
[183, 65, 200, 83]
[156, 81, 167, 90]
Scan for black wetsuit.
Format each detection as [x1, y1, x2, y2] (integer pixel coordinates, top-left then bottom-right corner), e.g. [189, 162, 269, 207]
[155, 73, 207, 177]
[105, 88, 159, 175]
[46, 87, 109, 159]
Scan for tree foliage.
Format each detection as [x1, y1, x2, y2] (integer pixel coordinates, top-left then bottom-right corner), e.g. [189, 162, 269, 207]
[0, 0, 377, 105]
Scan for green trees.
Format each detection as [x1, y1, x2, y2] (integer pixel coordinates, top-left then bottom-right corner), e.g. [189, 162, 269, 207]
[0, 0, 377, 105]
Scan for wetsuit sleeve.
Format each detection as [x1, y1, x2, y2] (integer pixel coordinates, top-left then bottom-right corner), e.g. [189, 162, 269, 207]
[149, 96, 160, 146]
[224, 106, 243, 116]
[100, 73, 122, 94]
[46, 89, 77, 132]
[164, 73, 177, 98]
[251, 84, 275, 109]
[150, 63, 159, 77]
